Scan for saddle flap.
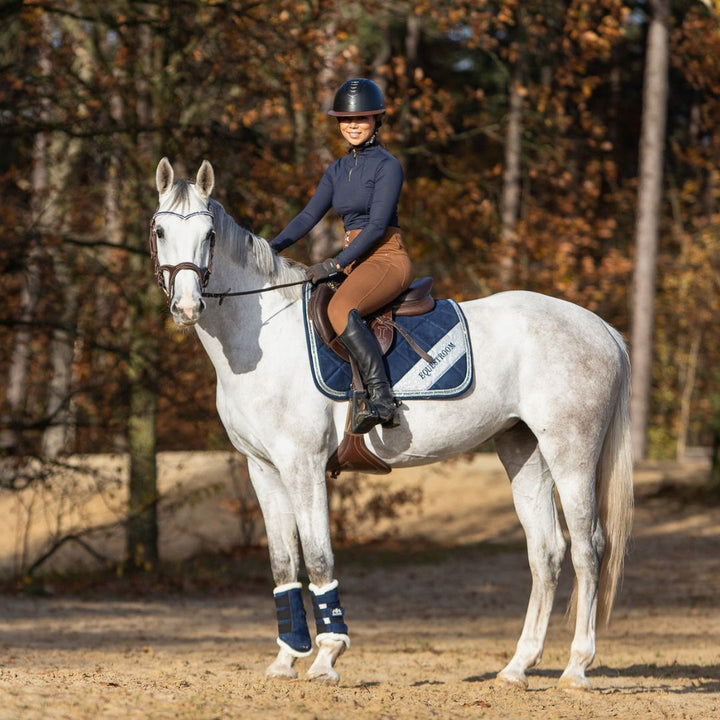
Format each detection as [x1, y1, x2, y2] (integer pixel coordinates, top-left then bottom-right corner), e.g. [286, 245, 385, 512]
[308, 283, 337, 348]
[327, 432, 392, 476]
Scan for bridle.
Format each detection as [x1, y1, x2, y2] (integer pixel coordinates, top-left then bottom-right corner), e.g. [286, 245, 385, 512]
[149, 205, 307, 305]
[149, 208, 215, 297]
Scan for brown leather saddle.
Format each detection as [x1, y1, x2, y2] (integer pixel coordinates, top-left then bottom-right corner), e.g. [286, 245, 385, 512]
[308, 276, 435, 364]
[308, 277, 435, 477]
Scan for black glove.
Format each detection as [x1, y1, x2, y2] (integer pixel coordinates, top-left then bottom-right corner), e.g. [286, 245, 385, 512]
[305, 258, 340, 284]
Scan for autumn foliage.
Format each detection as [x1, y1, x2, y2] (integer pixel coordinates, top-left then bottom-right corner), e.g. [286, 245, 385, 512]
[1, 0, 719, 460]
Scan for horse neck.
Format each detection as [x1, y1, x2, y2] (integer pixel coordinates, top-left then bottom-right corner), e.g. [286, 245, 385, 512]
[196, 199, 305, 367]
[194, 220, 306, 383]
[209, 199, 304, 310]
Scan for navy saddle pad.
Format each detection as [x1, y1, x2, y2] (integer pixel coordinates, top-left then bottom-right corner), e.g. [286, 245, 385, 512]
[302, 284, 474, 401]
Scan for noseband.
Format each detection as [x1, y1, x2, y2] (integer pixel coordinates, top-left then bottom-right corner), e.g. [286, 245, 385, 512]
[149, 209, 215, 298]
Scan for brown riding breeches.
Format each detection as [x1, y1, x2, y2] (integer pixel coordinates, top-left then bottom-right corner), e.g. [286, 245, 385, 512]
[328, 227, 413, 335]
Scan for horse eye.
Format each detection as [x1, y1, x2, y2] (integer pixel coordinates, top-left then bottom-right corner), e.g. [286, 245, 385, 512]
[205, 230, 214, 243]
[156, 226, 165, 240]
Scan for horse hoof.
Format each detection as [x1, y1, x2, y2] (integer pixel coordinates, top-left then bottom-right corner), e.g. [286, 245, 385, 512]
[266, 670, 298, 681]
[495, 671, 529, 690]
[557, 673, 591, 691]
[265, 662, 299, 681]
[307, 669, 340, 685]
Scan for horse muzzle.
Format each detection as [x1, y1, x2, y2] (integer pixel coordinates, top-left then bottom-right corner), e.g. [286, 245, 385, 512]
[158, 264, 209, 326]
[170, 293, 206, 325]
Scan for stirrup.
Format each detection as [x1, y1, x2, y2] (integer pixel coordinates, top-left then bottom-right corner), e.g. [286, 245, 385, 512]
[368, 386, 399, 428]
[381, 401, 401, 428]
[350, 391, 382, 434]
[350, 391, 399, 434]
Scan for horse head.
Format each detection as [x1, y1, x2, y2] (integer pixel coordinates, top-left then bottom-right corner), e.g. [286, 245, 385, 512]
[150, 157, 216, 326]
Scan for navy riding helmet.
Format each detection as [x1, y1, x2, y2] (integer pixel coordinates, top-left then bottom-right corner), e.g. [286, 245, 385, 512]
[327, 78, 386, 117]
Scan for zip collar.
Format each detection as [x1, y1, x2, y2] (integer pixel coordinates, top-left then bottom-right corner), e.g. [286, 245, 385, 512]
[347, 134, 379, 154]
[347, 137, 380, 181]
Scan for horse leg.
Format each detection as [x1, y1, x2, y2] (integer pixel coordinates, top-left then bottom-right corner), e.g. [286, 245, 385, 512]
[552, 473, 605, 690]
[526, 417, 606, 690]
[305, 579, 349, 684]
[279, 463, 349, 684]
[246, 458, 311, 680]
[494, 423, 567, 689]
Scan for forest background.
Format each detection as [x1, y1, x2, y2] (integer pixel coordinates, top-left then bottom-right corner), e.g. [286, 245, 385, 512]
[1, 1, 719, 570]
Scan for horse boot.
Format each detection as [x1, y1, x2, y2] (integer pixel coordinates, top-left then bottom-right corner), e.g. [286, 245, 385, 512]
[339, 310, 398, 434]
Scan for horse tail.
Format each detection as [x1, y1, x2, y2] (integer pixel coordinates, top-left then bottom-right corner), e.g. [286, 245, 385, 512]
[595, 325, 634, 625]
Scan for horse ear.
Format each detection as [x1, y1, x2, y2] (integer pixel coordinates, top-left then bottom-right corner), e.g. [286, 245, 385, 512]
[156, 157, 174, 196]
[196, 160, 215, 199]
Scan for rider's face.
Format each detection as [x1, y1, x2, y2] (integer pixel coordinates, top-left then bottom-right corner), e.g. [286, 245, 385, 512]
[338, 116, 376, 146]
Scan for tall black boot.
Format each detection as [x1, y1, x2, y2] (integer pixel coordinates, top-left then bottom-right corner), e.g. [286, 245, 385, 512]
[339, 310, 397, 434]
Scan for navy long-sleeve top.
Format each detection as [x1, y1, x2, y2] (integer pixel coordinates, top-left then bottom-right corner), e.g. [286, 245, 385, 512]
[270, 142, 403, 268]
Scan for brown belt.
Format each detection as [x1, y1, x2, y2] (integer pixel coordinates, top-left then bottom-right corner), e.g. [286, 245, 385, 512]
[344, 226, 401, 249]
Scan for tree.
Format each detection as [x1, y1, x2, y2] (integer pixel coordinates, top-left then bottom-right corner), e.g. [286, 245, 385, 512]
[712, 386, 720, 487]
[3, 0, 720, 577]
[630, 0, 670, 461]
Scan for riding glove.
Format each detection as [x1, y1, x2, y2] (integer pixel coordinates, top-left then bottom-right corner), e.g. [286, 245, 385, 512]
[306, 258, 340, 283]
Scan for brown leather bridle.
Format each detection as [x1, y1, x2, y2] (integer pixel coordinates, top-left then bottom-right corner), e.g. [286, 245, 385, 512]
[149, 209, 215, 298]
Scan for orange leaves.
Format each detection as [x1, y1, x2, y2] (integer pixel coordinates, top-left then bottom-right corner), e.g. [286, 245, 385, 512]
[1, 0, 719, 456]
[672, 6, 720, 93]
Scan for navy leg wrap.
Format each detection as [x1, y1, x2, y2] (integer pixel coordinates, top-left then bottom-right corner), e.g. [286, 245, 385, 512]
[310, 580, 349, 644]
[273, 583, 312, 657]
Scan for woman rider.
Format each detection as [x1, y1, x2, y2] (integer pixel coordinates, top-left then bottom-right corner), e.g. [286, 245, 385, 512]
[270, 78, 413, 433]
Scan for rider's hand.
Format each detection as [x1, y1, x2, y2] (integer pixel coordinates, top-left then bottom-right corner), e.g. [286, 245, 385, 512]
[306, 258, 340, 284]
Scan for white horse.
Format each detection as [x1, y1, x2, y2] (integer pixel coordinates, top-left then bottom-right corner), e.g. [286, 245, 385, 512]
[150, 158, 633, 690]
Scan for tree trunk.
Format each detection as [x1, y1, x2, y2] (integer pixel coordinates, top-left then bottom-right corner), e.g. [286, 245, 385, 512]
[712, 426, 720, 489]
[676, 327, 701, 460]
[499, 61, 524, 290]
[41, 8, 100, 457]
[40, 257, 80, 458]
[306, 13, 340, 262]
[3, 9, 82, 458]
[1, 243, 41, 452]
[1, 11, 53, 453]
[40, 135, 82, 458]
[125, 9, 160, 570]
[126, 340, 159, 570]
[630, 0, 670, 461]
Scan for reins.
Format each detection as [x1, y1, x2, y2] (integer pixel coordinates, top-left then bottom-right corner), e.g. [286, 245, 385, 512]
[203, 279, 308, 305]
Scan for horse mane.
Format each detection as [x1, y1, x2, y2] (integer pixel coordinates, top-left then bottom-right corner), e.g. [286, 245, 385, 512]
[209, 199, 306, 301]
[164, 180, 306, 302]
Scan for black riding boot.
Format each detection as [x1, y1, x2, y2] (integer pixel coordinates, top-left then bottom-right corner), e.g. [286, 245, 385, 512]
[339, 310, 397, 434]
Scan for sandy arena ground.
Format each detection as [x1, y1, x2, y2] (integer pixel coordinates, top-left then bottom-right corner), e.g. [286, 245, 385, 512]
[1, 454, 719, 719]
